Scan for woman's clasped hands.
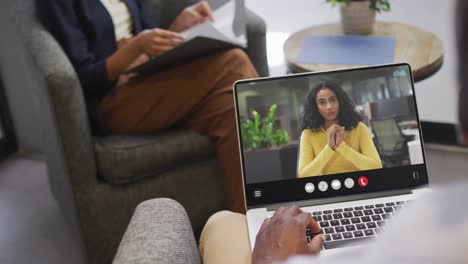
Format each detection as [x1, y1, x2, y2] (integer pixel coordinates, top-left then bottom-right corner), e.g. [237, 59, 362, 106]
[326, 124, 345, 150]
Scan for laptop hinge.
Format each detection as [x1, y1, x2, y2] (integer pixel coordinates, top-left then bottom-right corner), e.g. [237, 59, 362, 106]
[266, 189, 413, 211]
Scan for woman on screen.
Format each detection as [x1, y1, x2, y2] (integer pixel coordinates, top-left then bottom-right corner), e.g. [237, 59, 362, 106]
[297, 81, 382, 177]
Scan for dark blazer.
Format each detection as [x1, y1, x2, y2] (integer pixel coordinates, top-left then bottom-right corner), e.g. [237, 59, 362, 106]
[37, 0, 158, 133]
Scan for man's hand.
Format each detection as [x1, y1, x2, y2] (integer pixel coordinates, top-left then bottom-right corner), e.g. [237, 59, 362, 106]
[169, 1, 214, 32]
[136, 29, 184, 57]
[115, 53, 150, 86]
[252, 206, 325, 264]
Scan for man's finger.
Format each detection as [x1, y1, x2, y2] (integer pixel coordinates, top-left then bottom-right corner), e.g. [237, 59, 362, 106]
[258, 217, 271, 233]
[147, 45, 176, 56]
[151, 37, 181, 47]
[152, 29, 185, 41]
[298, 212, 321, 233]
[187, 8, 206, 24]
[272, 207, 286, 220]
[307, 234, 325, 255]
[284, 206, 302, 218]
[195, 1, 215, 21]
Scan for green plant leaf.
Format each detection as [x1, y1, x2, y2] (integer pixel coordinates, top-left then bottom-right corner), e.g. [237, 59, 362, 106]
[253, 110, 260, 134]
[241, 104, 290, 150]
[382, 2, 391, 11]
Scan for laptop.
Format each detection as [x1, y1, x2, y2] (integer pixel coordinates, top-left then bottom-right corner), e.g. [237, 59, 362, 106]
[233, 63, 430, 254]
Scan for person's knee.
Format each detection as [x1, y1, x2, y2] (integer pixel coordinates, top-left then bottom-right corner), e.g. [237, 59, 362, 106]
[201, 210, 245, 241]
[225, 48, 258, 78]
[202, 210, 247, 236]
[206, 210, 240, 225]
[200, 210, 250, 263]
[226, 48, 249, 60]
[220, 106, 237, 130]
[218, 48, 252, 68]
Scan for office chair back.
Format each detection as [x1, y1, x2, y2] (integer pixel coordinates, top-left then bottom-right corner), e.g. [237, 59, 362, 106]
[371, 117, 405, 151]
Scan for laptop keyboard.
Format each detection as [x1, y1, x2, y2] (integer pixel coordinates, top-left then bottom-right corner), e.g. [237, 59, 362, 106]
[306, 200, 409, 249]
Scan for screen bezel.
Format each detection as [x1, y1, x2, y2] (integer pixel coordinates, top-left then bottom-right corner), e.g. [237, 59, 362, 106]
[233, 63, 429, 208]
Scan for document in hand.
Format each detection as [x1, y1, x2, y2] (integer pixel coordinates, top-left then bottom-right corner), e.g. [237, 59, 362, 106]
[127, 0, 246, 76]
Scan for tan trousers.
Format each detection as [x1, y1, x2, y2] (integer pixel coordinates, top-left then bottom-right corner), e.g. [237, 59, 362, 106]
[99, 49, 258, 213]
[200, 211, 251, 264]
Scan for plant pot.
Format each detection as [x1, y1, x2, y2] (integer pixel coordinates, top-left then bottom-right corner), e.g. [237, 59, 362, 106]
[340, 0, 376, 35]
[243, 143, 299, 184]
[244, 148, 283, 184]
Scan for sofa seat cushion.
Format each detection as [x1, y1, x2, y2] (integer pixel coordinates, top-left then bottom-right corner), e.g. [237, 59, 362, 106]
[95, 130, 216, 184]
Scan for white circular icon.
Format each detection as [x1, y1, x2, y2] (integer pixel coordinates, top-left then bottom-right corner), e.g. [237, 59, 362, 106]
[305, 183, 315, 193]
[344, 178, 355, 189]
[331, 180, 341, 190]
[318, 181, 328, 192]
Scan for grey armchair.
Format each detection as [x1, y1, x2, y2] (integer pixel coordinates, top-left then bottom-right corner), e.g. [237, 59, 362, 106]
[113, 198, 203, 264]
[11, 0, 268, 263]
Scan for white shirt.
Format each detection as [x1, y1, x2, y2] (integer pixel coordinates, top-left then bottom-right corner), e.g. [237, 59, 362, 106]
[286, 181, 468, 264]
[100, 0, 134, 41]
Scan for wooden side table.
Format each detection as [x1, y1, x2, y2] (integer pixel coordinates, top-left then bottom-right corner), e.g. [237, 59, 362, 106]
[283, 21, 444, 82]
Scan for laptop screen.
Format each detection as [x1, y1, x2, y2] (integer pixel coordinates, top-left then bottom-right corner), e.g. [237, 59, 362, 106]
[234, 64, 429, 207]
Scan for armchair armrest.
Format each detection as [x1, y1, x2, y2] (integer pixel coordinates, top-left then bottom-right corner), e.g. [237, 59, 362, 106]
[113, 198, 201, 264]
[245, 8, 269, 77]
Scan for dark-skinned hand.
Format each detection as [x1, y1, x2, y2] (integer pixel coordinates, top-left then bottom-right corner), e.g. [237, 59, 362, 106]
[252, 206, 325, 264]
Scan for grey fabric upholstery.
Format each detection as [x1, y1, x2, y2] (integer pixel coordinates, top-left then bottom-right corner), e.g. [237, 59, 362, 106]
[96, 131, 216, 184]
[10, 0, 267, 263]
[245, 8, 269, 77]
[113, 198, 201, 264]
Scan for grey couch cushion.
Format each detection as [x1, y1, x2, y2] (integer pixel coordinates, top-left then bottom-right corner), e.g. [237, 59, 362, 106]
[95, 130, 216, 184]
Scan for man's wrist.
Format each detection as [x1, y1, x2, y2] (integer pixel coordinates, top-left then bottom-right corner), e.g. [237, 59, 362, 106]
[132, 32, 145, 54]
[168, 15, 183, 32]
[252, 254, 274, 264]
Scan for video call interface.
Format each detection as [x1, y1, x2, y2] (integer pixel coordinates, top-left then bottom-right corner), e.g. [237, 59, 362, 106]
[236, 65, 425, 193]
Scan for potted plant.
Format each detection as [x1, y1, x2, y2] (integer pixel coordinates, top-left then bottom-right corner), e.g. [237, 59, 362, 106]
[326, 0, 391, 35]
[240, 104, 289, 151]
[241, 104, 293, 183]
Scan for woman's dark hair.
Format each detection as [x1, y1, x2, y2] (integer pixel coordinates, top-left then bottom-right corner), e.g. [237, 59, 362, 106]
[301, 80, 361, 132]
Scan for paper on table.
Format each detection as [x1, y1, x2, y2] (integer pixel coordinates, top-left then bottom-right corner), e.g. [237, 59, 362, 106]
[297, 35, 395, 65]
[180, 0, 246, 46]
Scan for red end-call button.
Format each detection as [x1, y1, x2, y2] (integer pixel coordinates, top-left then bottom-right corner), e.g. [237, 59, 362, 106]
[358, 176, 368, 187]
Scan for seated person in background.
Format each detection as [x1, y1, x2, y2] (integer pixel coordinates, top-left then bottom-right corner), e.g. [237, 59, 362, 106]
[37, 0, 259, 213]
[297, 81, 382, 177]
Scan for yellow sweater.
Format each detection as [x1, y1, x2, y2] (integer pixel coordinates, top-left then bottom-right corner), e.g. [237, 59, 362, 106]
[298, 122, 382, 177]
